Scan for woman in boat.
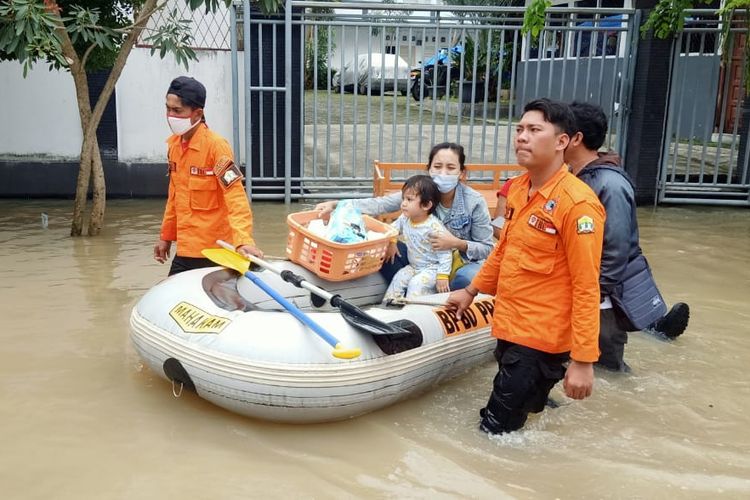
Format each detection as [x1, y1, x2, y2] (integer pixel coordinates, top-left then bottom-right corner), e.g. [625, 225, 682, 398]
[315, 142, 494, 290]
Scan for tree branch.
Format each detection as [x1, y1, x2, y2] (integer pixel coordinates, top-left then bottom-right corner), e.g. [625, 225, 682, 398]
[79, 41, 97, 71]
[86, 0, 160, 143]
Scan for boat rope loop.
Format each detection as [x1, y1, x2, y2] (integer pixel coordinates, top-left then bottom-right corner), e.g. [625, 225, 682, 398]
[163, 357, 196, 396]
[172, 380, 184, 398]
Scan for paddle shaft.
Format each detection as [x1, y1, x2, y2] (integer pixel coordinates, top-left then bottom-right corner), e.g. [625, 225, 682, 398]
[215, 240, 409, 338]
[240, 270, 340, 349]
[217, 240, 335, 301]
[391, 297, 447, 306]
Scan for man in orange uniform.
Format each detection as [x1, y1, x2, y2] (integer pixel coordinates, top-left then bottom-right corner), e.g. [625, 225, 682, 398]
[446, 98, 605, 434]
[154, 76, 263, 275]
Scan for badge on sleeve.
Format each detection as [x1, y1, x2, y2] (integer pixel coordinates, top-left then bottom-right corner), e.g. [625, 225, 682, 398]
[214, 156, 243, 188]
[577, 215, 595, 234]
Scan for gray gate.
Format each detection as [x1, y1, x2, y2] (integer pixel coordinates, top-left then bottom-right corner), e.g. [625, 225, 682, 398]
[659, 10, 750, 206]
[233, 2, 638, 202]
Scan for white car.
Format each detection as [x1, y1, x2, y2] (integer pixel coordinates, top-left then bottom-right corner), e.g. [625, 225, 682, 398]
[333, 53, 410, 95]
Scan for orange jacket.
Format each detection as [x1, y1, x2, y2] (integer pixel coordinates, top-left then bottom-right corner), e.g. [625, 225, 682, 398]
[471, 165, 605, 362]
[160, 124, 255, 257]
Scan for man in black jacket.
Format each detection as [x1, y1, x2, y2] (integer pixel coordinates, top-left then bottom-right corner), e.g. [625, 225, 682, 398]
[564, 101, 690, 372]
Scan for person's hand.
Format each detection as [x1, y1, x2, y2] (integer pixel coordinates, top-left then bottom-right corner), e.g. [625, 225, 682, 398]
[237, 244, 264, 259]
[444, 288, 476, 320]
[314, 200, 338, 221]
[384, 240, 400, 264]
[429, 230, 461, 251]
[563, 360, 594, 400]
[436, 278, 450, 294]
[154, 239, 172, 264]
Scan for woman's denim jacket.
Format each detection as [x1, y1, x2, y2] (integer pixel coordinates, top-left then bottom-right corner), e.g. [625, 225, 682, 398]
[352, 182, 494, 263]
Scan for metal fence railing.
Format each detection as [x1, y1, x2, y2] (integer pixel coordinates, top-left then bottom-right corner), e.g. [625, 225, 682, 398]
[232, 2, 637, 202]
[660, 10, 750, 206]
[140, 0, 232, 51]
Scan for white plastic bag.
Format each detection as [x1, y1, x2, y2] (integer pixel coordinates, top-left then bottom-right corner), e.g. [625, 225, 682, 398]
[325, 201, 366, 244]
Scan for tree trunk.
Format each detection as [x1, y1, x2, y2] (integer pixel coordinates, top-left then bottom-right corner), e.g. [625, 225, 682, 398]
[88, 136, 106, 236]
[52, 0, 160, 236]
[69, 71, 94, 237]
[71, 139, 94, 236]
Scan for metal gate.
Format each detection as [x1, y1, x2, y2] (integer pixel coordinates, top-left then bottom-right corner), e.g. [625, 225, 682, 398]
[232, 1, 638, 202]
[659, 10, 750, 206]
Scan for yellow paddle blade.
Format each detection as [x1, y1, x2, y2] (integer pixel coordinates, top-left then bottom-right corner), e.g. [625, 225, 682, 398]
[202, 248, 250, 274]
[332, 344, 362, 360]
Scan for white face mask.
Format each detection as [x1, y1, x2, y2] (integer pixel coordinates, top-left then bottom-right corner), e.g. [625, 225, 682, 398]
[167, 115, 200, 136]
[431, 174, 460, 193]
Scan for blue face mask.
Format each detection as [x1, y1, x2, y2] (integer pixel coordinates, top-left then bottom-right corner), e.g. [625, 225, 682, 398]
[431, 174, 460, 193]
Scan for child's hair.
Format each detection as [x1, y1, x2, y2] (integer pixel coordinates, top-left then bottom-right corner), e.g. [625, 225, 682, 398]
[402, 174, 441, 215]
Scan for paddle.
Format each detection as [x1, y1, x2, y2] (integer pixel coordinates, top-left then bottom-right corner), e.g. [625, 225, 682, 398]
[215, 240, 412, 339]
[202, 248, 361, 360]
[387, 297, 448, 307]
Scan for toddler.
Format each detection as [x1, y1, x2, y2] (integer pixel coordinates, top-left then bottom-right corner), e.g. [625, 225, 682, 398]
[383, 175, 453, 301]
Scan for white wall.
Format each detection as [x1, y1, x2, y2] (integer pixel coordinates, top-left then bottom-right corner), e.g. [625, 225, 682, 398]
[116, 48, 243, 163]
[0, 61, 82, 159]
[0, 47, 245, 164]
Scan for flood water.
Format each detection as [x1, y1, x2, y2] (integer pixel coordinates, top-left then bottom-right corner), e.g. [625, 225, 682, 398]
[0, 199, 748, 498]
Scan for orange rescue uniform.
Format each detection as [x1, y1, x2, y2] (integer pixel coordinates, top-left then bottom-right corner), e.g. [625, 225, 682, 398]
[471, 165, 605, 362]
[160, 123, 255, 257]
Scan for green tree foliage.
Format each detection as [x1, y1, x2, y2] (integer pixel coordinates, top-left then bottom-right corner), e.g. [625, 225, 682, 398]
[440, 2, 520, 94]
[304, 6, 335, 90]
[521, 0, 550, 39]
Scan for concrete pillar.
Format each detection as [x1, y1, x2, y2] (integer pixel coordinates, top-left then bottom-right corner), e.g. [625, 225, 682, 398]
[624, 0, 672, 204]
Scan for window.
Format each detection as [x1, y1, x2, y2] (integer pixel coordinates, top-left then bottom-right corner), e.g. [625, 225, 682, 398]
[416, 39, 422, 47]
[402, 35, 407, 42]
[386, 35, 391, 41]
[440, 37, 446, 43]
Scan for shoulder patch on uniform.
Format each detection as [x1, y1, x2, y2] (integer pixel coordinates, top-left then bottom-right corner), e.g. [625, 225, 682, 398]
[576, 215, 595, 234]
[214, 156, 243, 188]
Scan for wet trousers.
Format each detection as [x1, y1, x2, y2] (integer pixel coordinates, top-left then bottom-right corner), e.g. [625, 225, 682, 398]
[597, 308, 629, 371]
[168, 256, 216, 276]
[480, 340, 568, 434]
[380, 241, 480, 292]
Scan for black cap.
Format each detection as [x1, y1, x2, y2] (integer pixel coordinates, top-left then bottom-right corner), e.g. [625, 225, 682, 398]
[167, 76, 206, 109]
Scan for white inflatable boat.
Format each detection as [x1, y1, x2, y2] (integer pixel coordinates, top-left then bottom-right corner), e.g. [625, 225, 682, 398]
[129, 257, 496, 423]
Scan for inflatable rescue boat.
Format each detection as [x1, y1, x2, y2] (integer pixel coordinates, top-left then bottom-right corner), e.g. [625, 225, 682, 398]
[129, 256, 496, 423]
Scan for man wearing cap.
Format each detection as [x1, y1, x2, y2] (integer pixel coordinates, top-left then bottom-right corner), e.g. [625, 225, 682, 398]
[154, 76, 263, 275]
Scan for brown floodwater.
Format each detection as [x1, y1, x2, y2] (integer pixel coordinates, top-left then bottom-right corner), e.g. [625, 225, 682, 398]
[0, 199, 748, 498]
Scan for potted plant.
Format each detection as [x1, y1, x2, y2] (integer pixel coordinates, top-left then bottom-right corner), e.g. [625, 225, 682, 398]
[452, 35, 485, 103]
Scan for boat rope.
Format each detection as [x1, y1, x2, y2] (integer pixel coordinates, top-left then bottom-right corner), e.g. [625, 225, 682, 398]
[171, 380, 184, 398]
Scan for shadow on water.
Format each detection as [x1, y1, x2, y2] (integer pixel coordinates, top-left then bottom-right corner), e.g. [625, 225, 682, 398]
[0, 200, 748, 498]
